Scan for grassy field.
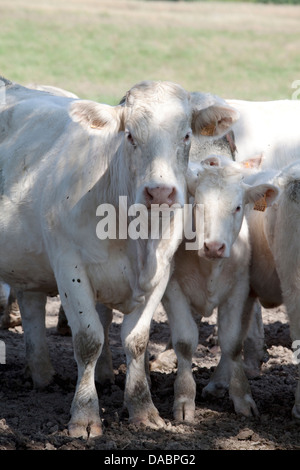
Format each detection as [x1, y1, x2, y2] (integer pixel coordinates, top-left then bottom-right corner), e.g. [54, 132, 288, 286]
[0, 0, 300, 103]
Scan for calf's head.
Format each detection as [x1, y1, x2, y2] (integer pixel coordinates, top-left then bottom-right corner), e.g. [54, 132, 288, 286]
[69, 81, 240, 210]
[187, 156, 279, 259]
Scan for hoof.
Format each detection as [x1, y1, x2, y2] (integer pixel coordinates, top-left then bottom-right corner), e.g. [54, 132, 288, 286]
[232, 394, 259, 418]
[202, 382, 227, 399]
[68, 420, 103, 438]
[129, 410, 166, 430]
[173, 404, 195, 422]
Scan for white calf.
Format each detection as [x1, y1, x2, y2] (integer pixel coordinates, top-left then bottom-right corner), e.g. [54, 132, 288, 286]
[162, 156, 278, 421]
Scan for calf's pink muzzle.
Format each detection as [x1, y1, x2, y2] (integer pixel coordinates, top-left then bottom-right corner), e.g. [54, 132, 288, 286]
[204, 241, 226, 259]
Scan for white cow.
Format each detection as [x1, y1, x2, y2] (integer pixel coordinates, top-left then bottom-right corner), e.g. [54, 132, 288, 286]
[226, 98, 300, 169]
[0, 77, 238, 437]
[161, 155, 278, 422]
[242, 160, 300, 420]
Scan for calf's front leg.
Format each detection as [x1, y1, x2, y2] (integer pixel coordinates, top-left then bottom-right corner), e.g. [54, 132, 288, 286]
[162, 278, 198, 422]
[203, 290, 259, 417]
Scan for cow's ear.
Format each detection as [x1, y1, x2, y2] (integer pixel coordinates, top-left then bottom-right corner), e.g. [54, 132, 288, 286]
[69, 100, 125, 132]
[240, 153, 264, 170]
[245, 183, 279, 211]
[191, 93, 239, 138]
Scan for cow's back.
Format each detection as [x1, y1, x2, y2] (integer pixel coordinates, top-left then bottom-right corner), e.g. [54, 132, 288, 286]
[228, 99, 300, 169]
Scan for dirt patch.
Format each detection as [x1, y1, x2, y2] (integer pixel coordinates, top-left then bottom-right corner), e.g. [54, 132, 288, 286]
[0, 297, 299, 451]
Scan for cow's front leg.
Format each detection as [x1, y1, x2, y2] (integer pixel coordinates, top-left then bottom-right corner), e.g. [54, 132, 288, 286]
[17, 291, 55, 387]
[56, 263, 104, 438]
[121, 278, 171, 429]
[95, 303, 114, 385]
[203, 291, 259, 417]
[162, 278, 198, 422]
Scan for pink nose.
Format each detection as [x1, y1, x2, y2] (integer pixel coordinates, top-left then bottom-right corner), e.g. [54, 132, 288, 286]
[204, 241, 226, 258]
[144, 186, 177, 208]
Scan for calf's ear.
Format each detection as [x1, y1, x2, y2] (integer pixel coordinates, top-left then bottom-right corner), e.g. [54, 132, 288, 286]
[245, 183, 279, 211]
[69, 100, 125, 133]
[190, 93, 240, 138]
[201, 156, 221, 167]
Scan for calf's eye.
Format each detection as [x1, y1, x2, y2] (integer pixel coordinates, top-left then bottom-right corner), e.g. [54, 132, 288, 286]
[183, 132, 191, 144]
[235, 205, 241, 212]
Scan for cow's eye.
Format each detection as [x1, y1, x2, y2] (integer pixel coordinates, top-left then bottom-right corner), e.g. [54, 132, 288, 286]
[235, 205, 241, 213]
[184, 132, 191, 144]
[126, 131, 136, 148]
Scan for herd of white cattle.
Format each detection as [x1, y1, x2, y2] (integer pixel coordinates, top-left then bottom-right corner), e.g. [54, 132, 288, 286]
[1, 76, 300, 438]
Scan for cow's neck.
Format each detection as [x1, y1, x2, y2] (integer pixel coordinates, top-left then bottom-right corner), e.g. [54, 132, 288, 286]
[73, 139, 135, 216]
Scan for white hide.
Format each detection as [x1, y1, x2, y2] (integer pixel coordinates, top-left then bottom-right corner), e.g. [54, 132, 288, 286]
[162, 156, 278, 421]
[245, 160, 300, 421]
[227, 99, 300, 169]
[0, 78, 238, 438]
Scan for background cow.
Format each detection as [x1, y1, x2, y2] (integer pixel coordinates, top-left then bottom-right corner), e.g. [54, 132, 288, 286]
[227, 98, 300, 170]
[241, 160, 300, 420]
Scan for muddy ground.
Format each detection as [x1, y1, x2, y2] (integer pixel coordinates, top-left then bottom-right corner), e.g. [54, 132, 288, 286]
[0, 296, 299, 452]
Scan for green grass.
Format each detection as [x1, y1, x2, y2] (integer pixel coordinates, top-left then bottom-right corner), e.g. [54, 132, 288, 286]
[0, 0, 300, 103]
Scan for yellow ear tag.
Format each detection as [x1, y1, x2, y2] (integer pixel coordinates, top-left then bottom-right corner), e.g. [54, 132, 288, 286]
[254, 194, 267, 212]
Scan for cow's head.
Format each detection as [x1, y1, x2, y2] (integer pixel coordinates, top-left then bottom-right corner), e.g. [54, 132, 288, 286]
[69, 81, 239, 209]
[187, 155, 279, 259]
